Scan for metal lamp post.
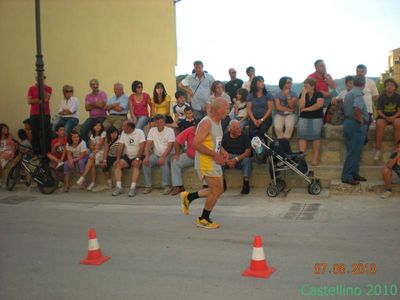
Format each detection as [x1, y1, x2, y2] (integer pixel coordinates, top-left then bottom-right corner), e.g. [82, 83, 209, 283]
[35, 0, 47, 157]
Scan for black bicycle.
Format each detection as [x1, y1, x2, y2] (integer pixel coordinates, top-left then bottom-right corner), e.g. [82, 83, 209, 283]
[6, 141, 59, 194]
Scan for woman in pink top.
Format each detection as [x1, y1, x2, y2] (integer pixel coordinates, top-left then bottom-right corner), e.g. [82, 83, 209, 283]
[128, 80, 151, 130]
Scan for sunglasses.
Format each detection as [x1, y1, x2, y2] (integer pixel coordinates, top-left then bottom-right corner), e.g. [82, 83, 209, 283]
[64, 90, 73, 93]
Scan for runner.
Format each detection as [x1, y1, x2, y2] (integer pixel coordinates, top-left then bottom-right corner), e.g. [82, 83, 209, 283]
[179, 97, 229, 229]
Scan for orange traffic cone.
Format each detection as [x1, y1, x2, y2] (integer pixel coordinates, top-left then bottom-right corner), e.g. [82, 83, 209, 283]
[80, 228, 111, 265]
[242, 235, 275, 279]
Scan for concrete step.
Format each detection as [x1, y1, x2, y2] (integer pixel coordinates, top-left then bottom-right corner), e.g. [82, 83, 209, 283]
[330, 179, 400, 196]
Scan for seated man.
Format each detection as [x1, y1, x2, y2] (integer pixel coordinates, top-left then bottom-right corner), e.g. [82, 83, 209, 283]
[103, 83, 129, 132]
[142, 114, 175, 194]
[170, 124, 196, 195]
[381, 140, 400, 199]
[80, 79, 107, 144]
[221, 119, 252, 194]
[112, 120, 146, 197]
[374, 78, 400, 161]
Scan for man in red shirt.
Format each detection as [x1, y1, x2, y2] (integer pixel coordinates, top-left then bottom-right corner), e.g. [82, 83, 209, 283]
[170, 125, 196, 195]
[27, 75, 52, 154]
[308, 59, 337, 109]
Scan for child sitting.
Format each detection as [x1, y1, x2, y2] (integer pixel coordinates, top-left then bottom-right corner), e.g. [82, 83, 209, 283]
[47, 124, 67, 169]
[173, 90, 190, 124]
[232, 88, 249, 129]
[63, 130, 88, 192]
[76, 121, 106, 191]
[101, 126, 119, 188]
[178, 107, 195, 132]
[12, 129, 33, 168]
[0, 123, 15, 186]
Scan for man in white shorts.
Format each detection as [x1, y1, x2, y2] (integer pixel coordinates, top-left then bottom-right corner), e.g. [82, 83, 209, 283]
[179, 98, 229, 229]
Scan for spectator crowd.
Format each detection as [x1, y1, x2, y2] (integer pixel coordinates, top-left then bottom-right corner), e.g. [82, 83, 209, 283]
[0, 59, 399, 199]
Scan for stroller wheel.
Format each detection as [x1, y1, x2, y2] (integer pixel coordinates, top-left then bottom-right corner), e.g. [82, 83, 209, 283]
[267, 184, 279, 197]
[308, 179, 322, 195]
[276, 178, 286, 192]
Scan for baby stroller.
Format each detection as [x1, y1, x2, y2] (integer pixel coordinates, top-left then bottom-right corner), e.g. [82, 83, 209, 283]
[251, 134, 322, 197]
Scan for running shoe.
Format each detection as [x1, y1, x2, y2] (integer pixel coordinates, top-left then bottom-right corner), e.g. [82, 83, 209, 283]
[180, 191, 190, 215]
[196, 218, 220, 229]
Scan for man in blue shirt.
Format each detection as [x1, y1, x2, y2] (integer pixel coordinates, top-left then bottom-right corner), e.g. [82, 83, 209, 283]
[103, 82, 129, 132]
[342, 76, 369, 185]
[178, 60, 215, 123]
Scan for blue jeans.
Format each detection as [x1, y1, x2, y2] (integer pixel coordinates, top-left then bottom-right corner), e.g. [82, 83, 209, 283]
[142, 153, 173, 187]
[53, 116, 79, 136]
[80, 117, 105, 143]
[222, 154, 253, 178]
[135, 116, 149, 130]
[341, 119, 367, 181]
[171, 153, 194, 186]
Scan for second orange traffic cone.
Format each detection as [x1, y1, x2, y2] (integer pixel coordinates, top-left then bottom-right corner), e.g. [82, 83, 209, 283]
[242, 235, 275, 279]
[80, 228, 111, 265]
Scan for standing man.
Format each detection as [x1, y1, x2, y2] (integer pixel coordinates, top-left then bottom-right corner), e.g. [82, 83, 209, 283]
[221, 120, 252, 194]
[180, 98, 229, 229]
[308, 59, 337, 109]
[178, 60, 215, 123]
[142, 114, 175, 195]
[242, 66, 255, 91]
[80, 79, 107, 143]
[356, 64, 379, 121]
[225, 68, 243, 102]
[27, 74, 52, 154]
[103, 82, 129, 132]
[356, 64, 380, 146]
[341, 76, 368, 185]
[112, 120, 146, 197]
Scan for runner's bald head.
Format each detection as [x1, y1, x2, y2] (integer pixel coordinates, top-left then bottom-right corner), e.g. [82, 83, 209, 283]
[210, 97, 228, 114]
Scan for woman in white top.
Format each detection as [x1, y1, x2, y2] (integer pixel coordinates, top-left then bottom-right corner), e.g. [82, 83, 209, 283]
[63, 130, 88, 192]
[52, 85, 79, 136]
[76, 121, 106, 190]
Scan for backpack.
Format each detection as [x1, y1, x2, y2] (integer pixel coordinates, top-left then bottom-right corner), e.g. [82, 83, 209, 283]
[324, 101, 344, 125]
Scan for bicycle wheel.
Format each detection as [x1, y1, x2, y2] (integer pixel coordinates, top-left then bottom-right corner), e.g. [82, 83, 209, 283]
[37, 167, 59, 195]
[6, 165, 21, 191]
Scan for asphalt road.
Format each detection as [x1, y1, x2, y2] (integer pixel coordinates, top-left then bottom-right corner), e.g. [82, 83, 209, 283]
[0, 187, 399, 300]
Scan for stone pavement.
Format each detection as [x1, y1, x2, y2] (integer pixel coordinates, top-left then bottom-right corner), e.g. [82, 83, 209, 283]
[0, 185, 399, 300]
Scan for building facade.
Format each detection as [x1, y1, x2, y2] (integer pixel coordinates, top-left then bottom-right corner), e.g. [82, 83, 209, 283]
[0, 0, 177, 134]
[381, 47, 400, 83]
